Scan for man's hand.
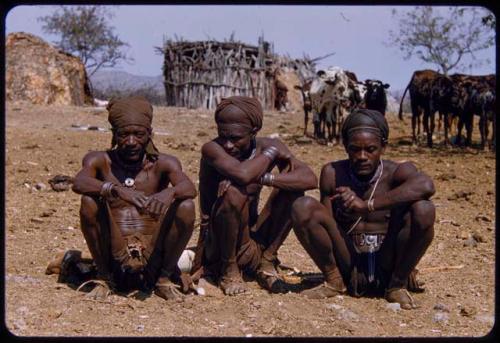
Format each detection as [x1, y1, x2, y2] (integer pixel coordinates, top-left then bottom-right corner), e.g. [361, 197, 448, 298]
[145, 188, 175, 217]
[114, 186, 149, 209]
[331, 186, 368, 215]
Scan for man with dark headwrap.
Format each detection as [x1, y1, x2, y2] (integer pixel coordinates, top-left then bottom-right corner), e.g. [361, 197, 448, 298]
[64, 96, 197, 301]
[291, 108, 435, 309]
[191, 96, 317, 296]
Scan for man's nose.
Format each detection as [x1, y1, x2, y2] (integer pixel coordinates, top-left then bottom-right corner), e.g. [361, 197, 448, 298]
[359, 150, 368, 159]
[125, 135, 137, 145]
[223, 140, 234, 150]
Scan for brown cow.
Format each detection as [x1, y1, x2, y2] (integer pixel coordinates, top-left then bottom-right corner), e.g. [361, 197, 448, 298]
[399, 70, 440, 147]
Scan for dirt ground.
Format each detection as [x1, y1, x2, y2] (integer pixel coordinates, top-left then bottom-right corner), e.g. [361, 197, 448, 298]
[5, 101, 496, 338]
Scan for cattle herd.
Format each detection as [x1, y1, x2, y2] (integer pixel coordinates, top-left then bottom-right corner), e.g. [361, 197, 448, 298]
[295, 67, 496, 151]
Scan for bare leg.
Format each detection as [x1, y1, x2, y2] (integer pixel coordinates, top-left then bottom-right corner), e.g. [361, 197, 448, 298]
[79, 196, 113, 279]
[304, 109, 309, 136]
[291, 196, 349, 298]
[252, 189, 303, 292]
[212, 184, 250, 296]
[153, 199, 195, 300]
[378, 200, 435, 309]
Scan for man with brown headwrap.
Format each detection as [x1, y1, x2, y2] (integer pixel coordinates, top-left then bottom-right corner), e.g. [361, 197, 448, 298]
[192, 96, 317, 296]
[65, 96, 197, 301]
[291, 108, 435, 309]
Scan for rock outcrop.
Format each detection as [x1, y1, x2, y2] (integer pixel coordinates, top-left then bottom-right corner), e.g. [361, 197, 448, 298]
[6, 32, 93, 106]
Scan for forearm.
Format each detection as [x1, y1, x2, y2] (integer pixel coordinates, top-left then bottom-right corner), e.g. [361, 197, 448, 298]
[72, 176, 107, 196]
[265, 168, 318, 192]
[169, 179, 197, 200]
[371, 176, 435, 211]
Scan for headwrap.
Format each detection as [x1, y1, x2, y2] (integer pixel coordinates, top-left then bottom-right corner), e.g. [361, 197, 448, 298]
[341, 108, 389, 145]
[214, 96, 263, 132]
[106, 96, 159, 159]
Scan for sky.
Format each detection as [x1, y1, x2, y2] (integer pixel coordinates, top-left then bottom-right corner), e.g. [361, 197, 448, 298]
[4, 4, 497, 91]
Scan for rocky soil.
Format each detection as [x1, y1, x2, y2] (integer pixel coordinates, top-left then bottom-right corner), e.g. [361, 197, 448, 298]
[5, 102, 495, 338]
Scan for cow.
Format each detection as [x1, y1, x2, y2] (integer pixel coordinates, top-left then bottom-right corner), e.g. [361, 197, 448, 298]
[294, 79, 313, 136]
[364, 79, 390, 116]
[457, 74, 496, 149]
[398, 70, 440, 147]
[274, 79, 289, 111]
[309, 66, 351, 143]
[345, 70, 366, 110]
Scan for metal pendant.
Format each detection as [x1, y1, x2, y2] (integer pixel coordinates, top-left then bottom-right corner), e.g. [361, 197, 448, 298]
[124, 178, 135, 187]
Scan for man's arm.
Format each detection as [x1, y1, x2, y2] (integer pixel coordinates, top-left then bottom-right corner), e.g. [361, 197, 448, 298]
[269, 139, 318, 192]
[319, 162, 336, 218]
[72, 151, 149, 209]
[201, 141, 275, 185]
[371, 161, 435, 211]
[144, 155, 197, 217]
[72, 151, 108, 196]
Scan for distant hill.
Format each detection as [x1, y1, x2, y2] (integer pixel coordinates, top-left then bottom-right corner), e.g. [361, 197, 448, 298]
[90, 70, 165, 95]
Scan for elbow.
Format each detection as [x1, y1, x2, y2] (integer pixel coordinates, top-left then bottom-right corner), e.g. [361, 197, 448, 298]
[422, 178, 436, 199]
[306, 173, 319, 190]
[71, 182, 82, 194]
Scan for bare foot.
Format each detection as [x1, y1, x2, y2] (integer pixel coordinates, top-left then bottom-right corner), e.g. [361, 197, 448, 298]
[154, 277, 184, 301]
[385, 288, 418, 310]
[256, 262, 287, 294]
[219, 274, 247, 296]
[302, 282, 346, 299]
[196, 277, 223, 297]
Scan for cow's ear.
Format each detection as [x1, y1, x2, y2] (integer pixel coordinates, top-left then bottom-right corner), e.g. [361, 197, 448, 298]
[317, 70, 326, 78]
[364, 79, 370, 84]
[384, 83, 390, 89]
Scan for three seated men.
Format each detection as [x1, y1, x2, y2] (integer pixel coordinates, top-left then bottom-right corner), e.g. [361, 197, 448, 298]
[51, 97, 434, 310]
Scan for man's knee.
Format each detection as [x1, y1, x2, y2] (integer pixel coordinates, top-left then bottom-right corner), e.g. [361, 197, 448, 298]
[80, 195, 99, 224]
[291, 196, 321, 229]
[410, 200, 436, 232]
[175, 199, 195, 226]
[221, 184, 247, 209]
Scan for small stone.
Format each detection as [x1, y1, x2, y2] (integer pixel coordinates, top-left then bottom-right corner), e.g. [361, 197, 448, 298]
[88, 126, 99, 131]
[268, 133, 280, 139]
[136, 324, 145, 332]
[472, 232, 486, 243]
[463, 237, 478, 248]
[460, 306, 476, 317]
[433, 303, 450, 312]
[432, 312, 449, 323]
[30, 217, 43, 223]
[475, 214, 492, 223]
[386, 303, 401, 312]
[196, 131, 208, 137]
[295, 137, 313, 145]
[457, 230, 471, 240]
[34, 182, 47, 191]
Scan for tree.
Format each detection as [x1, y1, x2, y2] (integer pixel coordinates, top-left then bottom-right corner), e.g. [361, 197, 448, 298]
[388, 6, 495, 75]
[38, 6, 132, 77]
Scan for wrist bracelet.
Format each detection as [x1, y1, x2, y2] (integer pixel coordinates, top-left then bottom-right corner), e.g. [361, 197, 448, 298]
[260, 173, 275, 187]
[367, 198, 375, 212]
[100, 181, 115, 199]
[262, 146, 279, 160]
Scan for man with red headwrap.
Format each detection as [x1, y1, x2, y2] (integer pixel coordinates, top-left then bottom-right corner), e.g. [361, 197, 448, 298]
[62, 96, 197, 301]
[191, 96, 317, 296]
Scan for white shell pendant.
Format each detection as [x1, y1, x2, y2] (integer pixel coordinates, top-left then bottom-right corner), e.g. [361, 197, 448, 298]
[124, 178, 135, 187]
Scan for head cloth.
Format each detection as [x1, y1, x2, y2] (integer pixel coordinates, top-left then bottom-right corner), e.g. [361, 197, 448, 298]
[215, 96, 263, 132]
[341, 108, 389, 146]
[106, 96, 159, 159]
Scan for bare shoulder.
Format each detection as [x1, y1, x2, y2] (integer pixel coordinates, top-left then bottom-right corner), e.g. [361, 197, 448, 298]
[201, 139, 220, 157]
[324, 159, 349, 175]
[156, 153, 183, 171]
[81, 150, 108, 166]
[385, 159, 418, 175]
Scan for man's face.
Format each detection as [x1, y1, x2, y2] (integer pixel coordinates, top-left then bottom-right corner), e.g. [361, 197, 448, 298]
[345, 131, 385, 177]
[216, 124, 254, 160]
[114, 125, 150, 162]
